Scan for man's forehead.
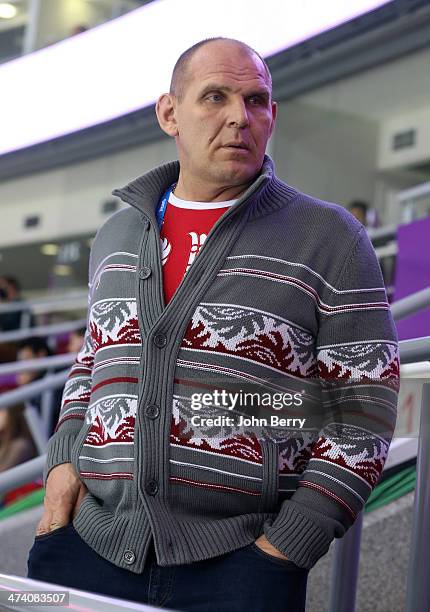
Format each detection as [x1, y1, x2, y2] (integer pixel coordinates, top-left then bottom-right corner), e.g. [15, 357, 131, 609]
[191, 66, 270, 97]
[189, 44, 268, 87]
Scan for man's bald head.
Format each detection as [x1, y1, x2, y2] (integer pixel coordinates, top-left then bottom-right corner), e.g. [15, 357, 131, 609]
[156, 36, 277, 201]
[169, 37, 272, 104]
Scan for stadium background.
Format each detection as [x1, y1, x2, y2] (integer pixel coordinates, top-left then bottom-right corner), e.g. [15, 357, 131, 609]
[1, 1, 430, 610]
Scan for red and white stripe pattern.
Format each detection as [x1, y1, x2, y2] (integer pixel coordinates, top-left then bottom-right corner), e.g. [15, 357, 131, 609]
[85, 394, 138, 445]
[317, 340, 400, 382]
[89, 298, 141, 353]
[181, 303, 316, 378]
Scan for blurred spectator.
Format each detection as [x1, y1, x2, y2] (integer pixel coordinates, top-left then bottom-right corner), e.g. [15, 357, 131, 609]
[0, 276, 34, 332]
[45, 24, 90, 48]
[348, 200, 369, 226]
[0, 405, 37, 473]
[16, 337, 52, 388]
[16, 338, 63, 436]
[68, 327, 86, 353]
[70, 24, 89, 37]
[348, 200, 380, 229]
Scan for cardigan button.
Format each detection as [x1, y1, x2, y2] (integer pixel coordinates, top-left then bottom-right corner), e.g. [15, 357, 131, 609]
[123, 549, 136, 565]
[139, 266, 152, 279]
[146, 479, 159, 496]
[145, 404, 160, 419]
[153, 333, 167, 348]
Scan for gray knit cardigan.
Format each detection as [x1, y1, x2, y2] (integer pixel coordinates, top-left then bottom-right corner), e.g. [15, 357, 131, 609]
[44, 155, 399, 572]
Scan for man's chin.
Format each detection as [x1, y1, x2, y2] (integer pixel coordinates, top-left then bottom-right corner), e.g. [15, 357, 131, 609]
[215, 161, 259, 184]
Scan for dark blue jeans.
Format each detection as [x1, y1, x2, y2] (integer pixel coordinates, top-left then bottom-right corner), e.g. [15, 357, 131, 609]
[27, 524, 309, 611]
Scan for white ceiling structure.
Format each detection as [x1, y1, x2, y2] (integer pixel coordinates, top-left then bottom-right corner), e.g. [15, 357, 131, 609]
[297, 46, 430, 121]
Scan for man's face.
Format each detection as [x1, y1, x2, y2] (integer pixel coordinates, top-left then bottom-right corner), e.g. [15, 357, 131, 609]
[17, 347, 38, 386]
[350, 206, 367, 226]
[172, 42, 277, 189]
[68, 332, 85, 354]
[0, 409, 8, 440]
[0, 278, 8, 302]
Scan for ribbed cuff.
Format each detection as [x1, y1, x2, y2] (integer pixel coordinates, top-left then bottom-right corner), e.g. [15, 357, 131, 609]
[263, 501, 334, 570]
[43, 432, 79, 487]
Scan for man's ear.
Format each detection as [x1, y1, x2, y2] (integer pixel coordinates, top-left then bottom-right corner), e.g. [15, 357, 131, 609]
[269, 100, 277, 139]
[156, 93, 179, 137]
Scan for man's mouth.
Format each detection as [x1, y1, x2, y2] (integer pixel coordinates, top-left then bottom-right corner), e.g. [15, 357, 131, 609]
[223, 143, 249, 150]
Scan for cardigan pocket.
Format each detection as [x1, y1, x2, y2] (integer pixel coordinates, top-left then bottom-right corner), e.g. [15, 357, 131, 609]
[258, 437, 279, 513]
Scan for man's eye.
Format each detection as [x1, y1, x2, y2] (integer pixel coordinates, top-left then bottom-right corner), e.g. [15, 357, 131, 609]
[249, 97, 264, 105]
[207, 94, 223, 102]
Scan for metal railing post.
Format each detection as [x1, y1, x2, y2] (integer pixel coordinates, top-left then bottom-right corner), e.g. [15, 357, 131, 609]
[20, 309, 32, 330]
[328, 511, 363, 612]
[22, 0, 42, 55]
[405, 382, 430, 612]
[41, 386, 54, 440]
[24, 404, 48, 455]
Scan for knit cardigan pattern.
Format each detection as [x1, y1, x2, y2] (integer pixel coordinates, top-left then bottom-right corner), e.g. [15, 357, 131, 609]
[44, 155, 399, 572]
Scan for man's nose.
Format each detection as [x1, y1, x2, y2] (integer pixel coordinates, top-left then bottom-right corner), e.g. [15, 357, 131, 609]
[227, 99, 250, 129]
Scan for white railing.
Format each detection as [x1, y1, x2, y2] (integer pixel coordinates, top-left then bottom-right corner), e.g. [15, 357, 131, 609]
[0, 319, 86, 345]
[0, 572, 170, 611]
[0, 292, 87, 316]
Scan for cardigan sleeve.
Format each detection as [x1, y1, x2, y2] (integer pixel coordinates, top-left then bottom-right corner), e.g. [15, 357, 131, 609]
[263, 225, 400, 570]
[43, 256, 96, 487]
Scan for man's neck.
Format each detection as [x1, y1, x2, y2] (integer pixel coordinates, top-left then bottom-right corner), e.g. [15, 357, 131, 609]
[173, 174, 253, 203]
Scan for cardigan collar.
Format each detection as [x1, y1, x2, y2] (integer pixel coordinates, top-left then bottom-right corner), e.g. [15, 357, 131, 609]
[112, 154, 298, 225]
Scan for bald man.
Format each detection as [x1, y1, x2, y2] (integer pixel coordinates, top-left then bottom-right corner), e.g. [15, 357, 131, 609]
[28, 38, 399, 612]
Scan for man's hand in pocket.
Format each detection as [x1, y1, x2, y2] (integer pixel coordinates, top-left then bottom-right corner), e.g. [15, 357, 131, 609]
[36, 463, 87, 536]
[254, 535, 290, 561]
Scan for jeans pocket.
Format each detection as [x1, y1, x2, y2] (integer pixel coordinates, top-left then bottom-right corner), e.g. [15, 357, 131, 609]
[248, 542, 307, 571]
[34, 523, 73, 541]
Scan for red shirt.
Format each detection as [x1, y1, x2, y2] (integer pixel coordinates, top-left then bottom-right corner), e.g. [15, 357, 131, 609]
[160, 191, 237, 304]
